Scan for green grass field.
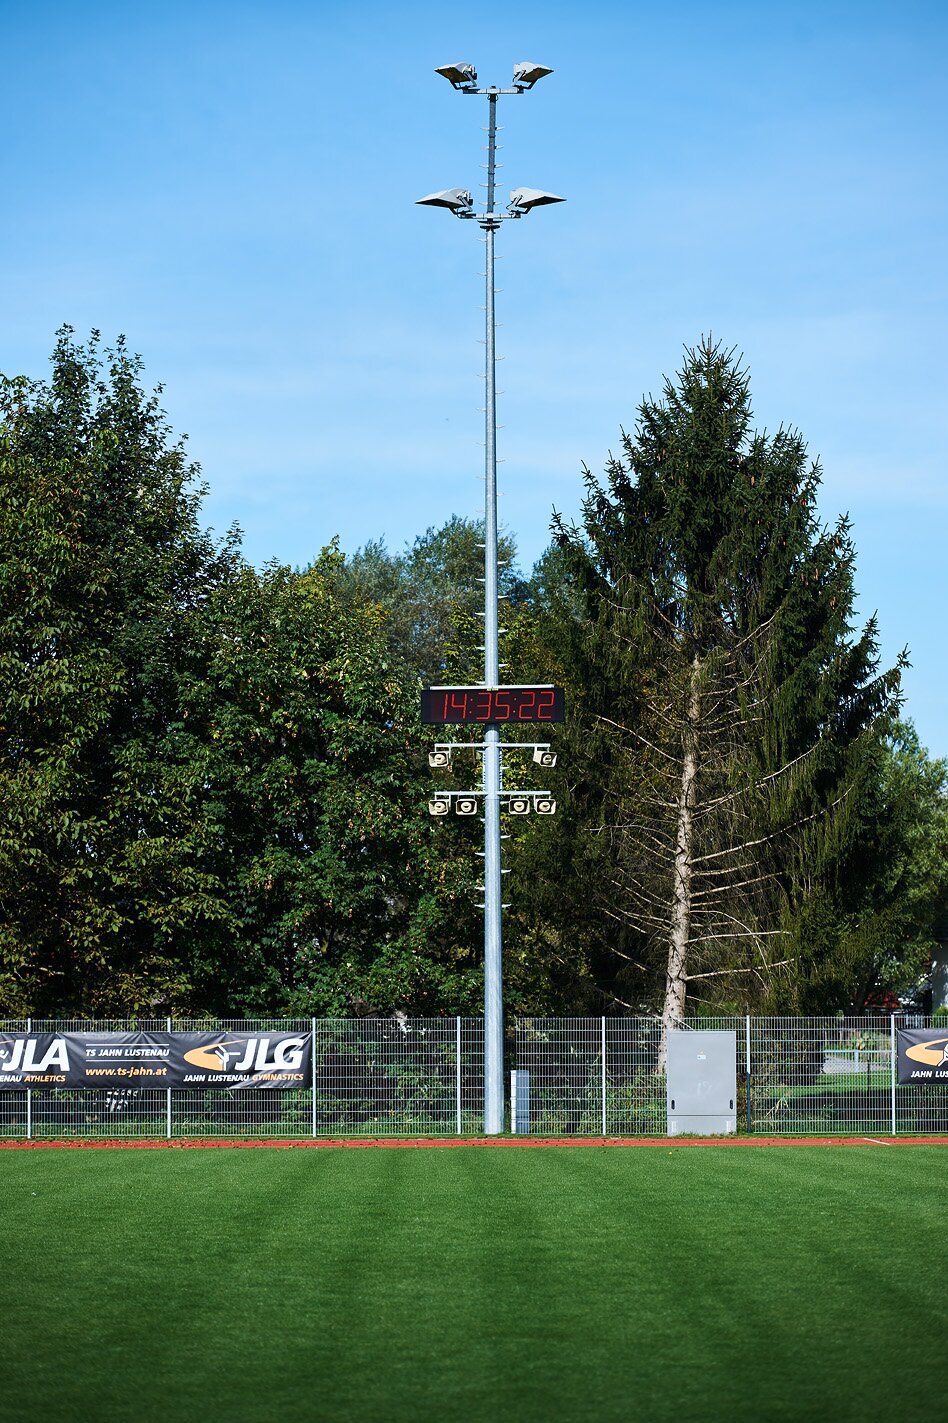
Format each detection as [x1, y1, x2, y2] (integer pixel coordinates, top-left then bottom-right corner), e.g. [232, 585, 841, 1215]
[1, 1144, 943, 1422]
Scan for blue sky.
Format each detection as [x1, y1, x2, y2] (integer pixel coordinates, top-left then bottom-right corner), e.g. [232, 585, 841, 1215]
[3, 0, 946, 752]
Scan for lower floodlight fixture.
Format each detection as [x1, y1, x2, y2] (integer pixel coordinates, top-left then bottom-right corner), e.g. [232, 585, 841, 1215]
[416, 188, 475, 215]
[508, 795, 532, 816]
[435, 63, 478, 89]
[428, 796, 451, 817]
[428, 750, 452, 769]
[535, 796, 557, 816]
[512, 62, 554, 88]
[533, 748, 557, 768]
[508, 187, 566, 214]
[456, 796, 480, 816]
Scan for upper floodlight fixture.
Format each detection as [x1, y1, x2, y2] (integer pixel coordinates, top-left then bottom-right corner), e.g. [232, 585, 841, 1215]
[508, 187, 566, 213]
[435, 63, 478, 89]
[512, 62, 553, 88]
[416, 188, 475, 214]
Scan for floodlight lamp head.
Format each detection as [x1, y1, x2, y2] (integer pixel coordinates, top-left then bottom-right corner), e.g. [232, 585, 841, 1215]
[508, 187, 566, 214]
[513, 62, 553, 89]
[435, 63, 478, 89]
[416, 188, 475, 216]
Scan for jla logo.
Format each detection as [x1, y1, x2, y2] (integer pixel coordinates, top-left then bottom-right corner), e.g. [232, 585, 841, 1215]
[0, 1038, 70, 1075]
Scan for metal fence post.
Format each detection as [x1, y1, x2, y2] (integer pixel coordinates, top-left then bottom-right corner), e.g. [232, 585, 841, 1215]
[311, 1018, 318, 1139]
[890, 1013, 897, 1136]
[456, 1016, 462, 1136]
[745, 1015, 752, 1135]
[601, 1015, 607, 1137]
[26, 1017, 32, 1141]
[166, 1017, 172, 1140]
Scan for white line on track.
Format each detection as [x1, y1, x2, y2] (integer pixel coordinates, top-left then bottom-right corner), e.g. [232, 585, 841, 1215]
[862, 1137, 894, 1145]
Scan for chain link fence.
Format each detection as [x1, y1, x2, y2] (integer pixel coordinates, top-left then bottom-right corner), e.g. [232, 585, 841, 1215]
[2, 1014, 945, 1138]
[0, 1017, 483, 1140]
[516, 1015, 948, 1136]
[516, 1016, 745, 1136]
[746, 1014, 948, 1136]
[311, 1018, 484, 1138]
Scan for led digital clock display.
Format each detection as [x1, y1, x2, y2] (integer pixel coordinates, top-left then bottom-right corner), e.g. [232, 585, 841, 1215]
[421, 686, 565, 725]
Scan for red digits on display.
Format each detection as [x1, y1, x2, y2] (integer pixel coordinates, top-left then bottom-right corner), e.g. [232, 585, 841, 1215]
[423, 685, 562, 723]
[473, 689, 492, 720]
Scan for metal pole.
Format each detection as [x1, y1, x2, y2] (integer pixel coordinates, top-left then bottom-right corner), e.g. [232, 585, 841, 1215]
[423, 72, 560, 1132]
[456, 1015, 463, 1135]
[26, 1017, 31, 1141]
[890, 1013, 897, 1137]
[601, 1015, 607, 1137]
[312, 1017, 318, 1138]
[166, 1016, 172, 1140]
[745, 1014, 752, 1136]
[482, 90, 504, 1136]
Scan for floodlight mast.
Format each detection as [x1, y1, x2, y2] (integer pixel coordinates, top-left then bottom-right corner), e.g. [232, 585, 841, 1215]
[418, 63, 562, 1135]
[481, 87, 503, 1140]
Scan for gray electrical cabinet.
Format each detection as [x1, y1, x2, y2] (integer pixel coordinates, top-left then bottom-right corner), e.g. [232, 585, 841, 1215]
[666, 1030, 737, 1136]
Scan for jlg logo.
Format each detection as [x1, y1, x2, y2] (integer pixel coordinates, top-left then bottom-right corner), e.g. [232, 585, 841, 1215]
[905, 1036, 948, 1067]
[182, 1037, 306, 1073]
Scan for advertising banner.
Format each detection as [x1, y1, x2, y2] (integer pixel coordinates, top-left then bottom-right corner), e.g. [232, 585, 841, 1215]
[0, 1030, 312, 1090]
[896, 1028, 948, 1084]
[168, 1032, 312, 1089]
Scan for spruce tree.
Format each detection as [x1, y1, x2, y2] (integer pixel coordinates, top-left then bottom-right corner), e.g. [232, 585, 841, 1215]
[549, 340, 904, 1030]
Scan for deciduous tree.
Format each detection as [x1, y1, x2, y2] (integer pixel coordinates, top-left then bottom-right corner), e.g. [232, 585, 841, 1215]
[0, 330, 239, 1013]
[179, 551, 484, 1015]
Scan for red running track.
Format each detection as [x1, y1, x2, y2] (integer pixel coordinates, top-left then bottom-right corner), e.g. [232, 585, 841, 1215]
[1, 1135, 947, 1150]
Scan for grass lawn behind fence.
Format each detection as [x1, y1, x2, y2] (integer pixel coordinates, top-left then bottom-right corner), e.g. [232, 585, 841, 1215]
[0, 1144, 943, 1422]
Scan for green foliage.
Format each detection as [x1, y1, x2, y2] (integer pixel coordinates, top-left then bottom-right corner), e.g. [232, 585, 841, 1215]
[0, 335, 483, 1018]
[0, 330, 240, 1014]
[179, 550, 483, 1015]
[1, 331, 939, 1020]
[335, 515, 525, 684]
[843, 722, 948, 1005]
